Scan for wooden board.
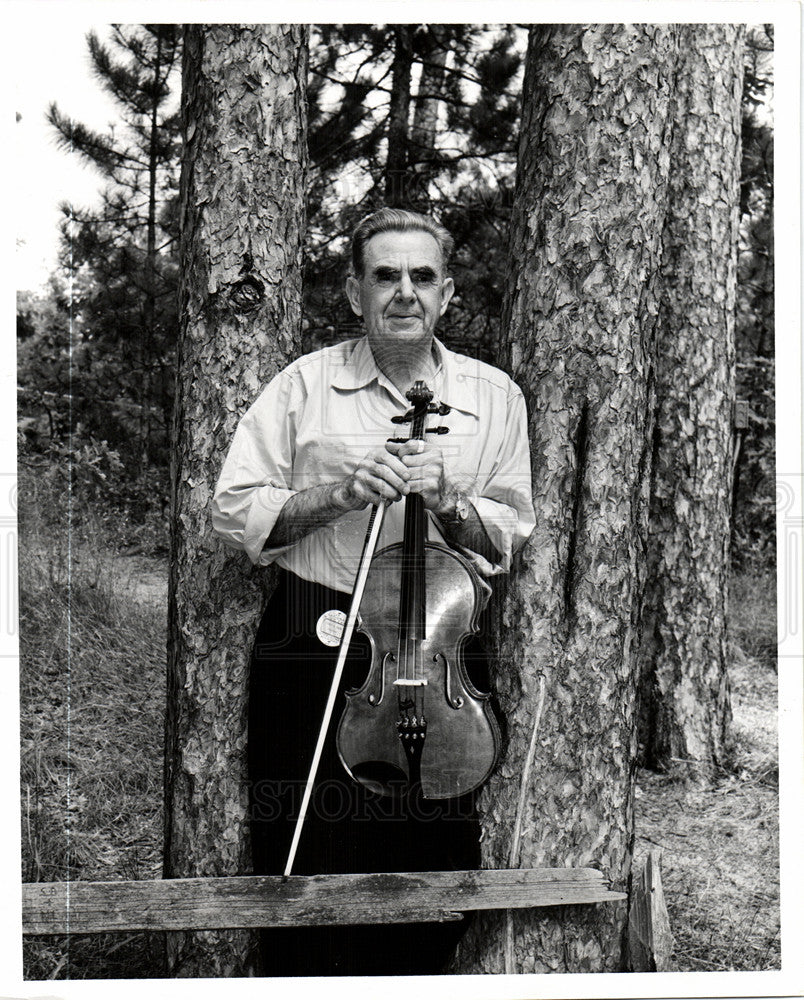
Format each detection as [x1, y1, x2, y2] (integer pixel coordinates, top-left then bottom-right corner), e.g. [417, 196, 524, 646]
[627, 851, 674, 972]
[23, 867, 626, 935]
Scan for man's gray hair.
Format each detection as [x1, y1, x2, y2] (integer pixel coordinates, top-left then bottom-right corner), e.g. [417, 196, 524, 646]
[351, 208, 454, 277]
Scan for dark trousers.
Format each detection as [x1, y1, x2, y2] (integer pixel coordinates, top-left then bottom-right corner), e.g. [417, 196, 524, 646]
[248, 570, 486, 976]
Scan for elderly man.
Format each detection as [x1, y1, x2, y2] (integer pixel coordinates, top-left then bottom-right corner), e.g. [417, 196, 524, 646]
[212, 208, 534, 975]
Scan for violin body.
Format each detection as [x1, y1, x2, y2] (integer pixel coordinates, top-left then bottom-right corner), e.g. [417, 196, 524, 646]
[336, 539, 501, 799]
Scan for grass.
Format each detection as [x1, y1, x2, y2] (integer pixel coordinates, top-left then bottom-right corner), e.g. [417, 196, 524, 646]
[19, 485, 167, 979]
[18, 482, 780, 978]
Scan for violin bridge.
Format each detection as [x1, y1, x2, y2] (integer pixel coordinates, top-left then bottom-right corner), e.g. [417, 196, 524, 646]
[393, 678, 428, 687]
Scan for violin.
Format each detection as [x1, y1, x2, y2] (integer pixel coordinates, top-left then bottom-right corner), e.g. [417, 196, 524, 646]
[336, 381, 501, 800]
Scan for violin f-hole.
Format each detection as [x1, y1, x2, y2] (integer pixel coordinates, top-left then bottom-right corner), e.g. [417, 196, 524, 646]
[434, 651, 465, 709]
[367, 651, 393, 705]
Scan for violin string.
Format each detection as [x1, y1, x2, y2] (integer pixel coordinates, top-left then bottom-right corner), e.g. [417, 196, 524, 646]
[399, 387, 431, 707]
[415, 407, 424, 688]
[414, 398, 425, 691]
[403, 411, 413, 687]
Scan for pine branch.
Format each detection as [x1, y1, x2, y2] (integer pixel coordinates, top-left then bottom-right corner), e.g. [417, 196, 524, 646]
[47, 103, 122, 175]
[87, 30, 152, 116]
[47, 102, 151, 177]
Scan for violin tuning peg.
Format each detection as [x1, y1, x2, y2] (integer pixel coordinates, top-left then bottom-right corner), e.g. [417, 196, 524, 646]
[426, 426, 449, 435]
[438, 403, 451, 415]
[387, 437, 408, 444]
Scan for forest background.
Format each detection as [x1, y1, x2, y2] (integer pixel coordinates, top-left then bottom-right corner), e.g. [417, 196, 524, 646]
[12, 19, 788, 983]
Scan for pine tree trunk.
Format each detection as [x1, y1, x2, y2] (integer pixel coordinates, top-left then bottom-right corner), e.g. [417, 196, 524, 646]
[409, 27, 448, 212]
[453, 24, 677, 974]
[165, 24, 308, 977]
[638, 25, 744, 773]
[411, 29, 447, 154]
[142, 30, 162, 472]
[385, 25, 413, 207]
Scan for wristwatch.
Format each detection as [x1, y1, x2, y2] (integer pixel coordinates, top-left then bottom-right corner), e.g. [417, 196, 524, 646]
[440, 490, 470, 525]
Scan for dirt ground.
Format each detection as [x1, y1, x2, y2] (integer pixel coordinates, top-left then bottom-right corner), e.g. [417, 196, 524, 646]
[632, 653, 780, 971]
[114, 552, 170, 607]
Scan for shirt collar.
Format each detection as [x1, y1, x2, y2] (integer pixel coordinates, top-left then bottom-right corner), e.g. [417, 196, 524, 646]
[331, 334, 382, 391]
[332, 336, 480, 418]
[435, 338, 481, 417]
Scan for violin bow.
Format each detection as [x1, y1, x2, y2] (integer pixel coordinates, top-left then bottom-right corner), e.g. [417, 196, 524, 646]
[282, 499, 388, 879]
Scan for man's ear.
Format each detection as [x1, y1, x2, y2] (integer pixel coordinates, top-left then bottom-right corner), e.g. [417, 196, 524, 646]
[439, 276, 455, 316]
[345, 276, 363, 317]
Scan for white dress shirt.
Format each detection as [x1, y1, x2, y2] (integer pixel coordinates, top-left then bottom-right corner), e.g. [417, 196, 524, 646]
[211, 335, 535, 594]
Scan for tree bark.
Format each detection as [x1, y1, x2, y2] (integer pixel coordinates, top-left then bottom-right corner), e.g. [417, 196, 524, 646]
[385, 25, 413, 207]
[165, 23, 307, 977]
[453, 24, 677, 974]
[411, 28, 448, 158]
[142, 29, 163, 472]
[408, 27, 449, 212]
[638, 25, 744, 773]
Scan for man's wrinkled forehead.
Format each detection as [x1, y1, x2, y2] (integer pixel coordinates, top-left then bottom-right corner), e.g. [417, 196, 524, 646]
[361, 229, 446, 276]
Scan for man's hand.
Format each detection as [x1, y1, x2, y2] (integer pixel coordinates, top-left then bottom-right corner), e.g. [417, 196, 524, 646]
[387, 438, 446, 511]
[344, 438, 451, 512]
[265, 436, 501, 565]
[339, 445, 412, 508]
[264, 441, 426, 551]
[389, 438, 502, 564]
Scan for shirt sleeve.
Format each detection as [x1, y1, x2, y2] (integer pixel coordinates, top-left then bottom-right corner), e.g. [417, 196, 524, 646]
[211, 370, 303, 566]
[452, 386, 535, 578]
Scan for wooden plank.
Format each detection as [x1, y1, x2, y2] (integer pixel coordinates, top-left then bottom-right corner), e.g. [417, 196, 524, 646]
[627, 851, 674, 972]
[23, 868, 626, 935]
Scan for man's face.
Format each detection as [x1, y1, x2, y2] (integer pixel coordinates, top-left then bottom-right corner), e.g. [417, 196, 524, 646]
[346, 230, 454, 351]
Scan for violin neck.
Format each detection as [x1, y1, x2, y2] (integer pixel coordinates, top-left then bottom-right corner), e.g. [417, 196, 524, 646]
[400, 491, 426, 645]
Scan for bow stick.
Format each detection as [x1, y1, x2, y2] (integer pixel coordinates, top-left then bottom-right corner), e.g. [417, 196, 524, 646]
[283, 499, 388, 879]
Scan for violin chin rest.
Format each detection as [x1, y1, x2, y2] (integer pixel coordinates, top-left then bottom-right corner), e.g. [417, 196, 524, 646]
[349, 760, 410, 798]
